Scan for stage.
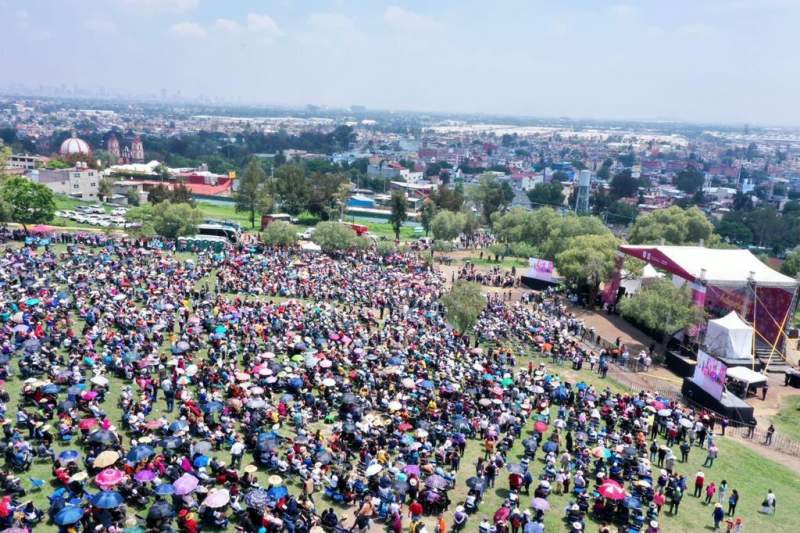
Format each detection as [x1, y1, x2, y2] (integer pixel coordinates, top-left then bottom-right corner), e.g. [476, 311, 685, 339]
[681, 377, 755, 425]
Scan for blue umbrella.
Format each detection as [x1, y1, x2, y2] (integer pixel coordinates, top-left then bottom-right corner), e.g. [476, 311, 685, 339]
[91, 491, 124, 509]
[169, 420, 188, 433]
[67, 385, 85, 396]
[201, 401, 223, 414]
[388, 357, 402, 365]
[128, 445, 155, 462]
[542, 441, 557, 453]
[623, 495, 642, 510]
[155, 484, 175, 496]
[54, 506, 84, 525]
[419, 380, 435, 390]
[58, 450, 80, 463]
[26, 298, 40, 306]
[193, 455, 210, 468]
[258, 431, 279, 442]
[288, 377, 303, 390]
[42, 384, 60, 394]
[576, 383, 589, 391]
[214, 325, 227, 334]
[267, 486, 288, 499]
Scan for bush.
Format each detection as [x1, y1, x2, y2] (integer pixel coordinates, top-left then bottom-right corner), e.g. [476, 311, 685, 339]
[312, 221, 363, 252]
[262, 220, 298, 247]
[442, 281, 486, 333]
[509, 242, 537, 259]
[376, 241, 397, 256]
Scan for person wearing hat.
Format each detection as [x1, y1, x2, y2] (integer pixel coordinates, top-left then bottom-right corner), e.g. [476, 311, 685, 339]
[646, 520, 659, 533]
[452, 506, 467, 532]
[713, 502, 725, 530]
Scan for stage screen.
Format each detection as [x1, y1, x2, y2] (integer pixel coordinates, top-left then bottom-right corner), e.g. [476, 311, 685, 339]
[528, 258, 555, 282]
[693, 350, 727, 400]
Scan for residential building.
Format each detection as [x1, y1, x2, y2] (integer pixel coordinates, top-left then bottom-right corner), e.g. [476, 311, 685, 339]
[29, 162, 99, 200]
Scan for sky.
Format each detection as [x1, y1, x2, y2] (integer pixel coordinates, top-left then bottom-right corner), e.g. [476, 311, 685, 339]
[2, 0, 800, 126]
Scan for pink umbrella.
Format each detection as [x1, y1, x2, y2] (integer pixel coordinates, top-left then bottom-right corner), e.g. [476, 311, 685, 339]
[598, 480, 626, 501]
[134, 470, 156, 482]
[81, 391, 98, 401]
[79, 418, 98, 430]
[145, 420, 163, 430]
[533, 421, 548, 433]
[173, 473, 199, 495]
[202, 488, 230, 508]
[95, 468, 126, 488]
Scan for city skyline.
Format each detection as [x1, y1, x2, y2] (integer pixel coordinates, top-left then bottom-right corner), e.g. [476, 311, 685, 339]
[3, 0, 800, 126]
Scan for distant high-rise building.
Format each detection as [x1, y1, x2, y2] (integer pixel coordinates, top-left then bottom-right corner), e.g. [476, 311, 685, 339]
[107, 135, 120, 160]
[131, 135, 144, 162]
[575, 170, 592, 215]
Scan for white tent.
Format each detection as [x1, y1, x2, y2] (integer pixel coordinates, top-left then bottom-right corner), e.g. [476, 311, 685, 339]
[704, 311, 753, 360]
[726, 366, 768, 388]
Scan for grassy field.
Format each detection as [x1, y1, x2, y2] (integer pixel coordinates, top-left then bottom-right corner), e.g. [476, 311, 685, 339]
[772, 395, 800, 442]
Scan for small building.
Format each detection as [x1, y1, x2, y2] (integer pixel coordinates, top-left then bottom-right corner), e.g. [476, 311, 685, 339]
[29, 162, 99, 200]
[7, 153, 48, 171]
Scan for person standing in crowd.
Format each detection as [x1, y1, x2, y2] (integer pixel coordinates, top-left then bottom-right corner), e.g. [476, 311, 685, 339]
[727, 489, 739, 516]
[761, 489, 776, 515]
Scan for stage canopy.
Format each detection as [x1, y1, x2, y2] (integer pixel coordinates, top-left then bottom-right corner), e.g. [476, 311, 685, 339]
[726, 366, 768, 388]
[704, 311, 753, 360]
[619, 245, 798, 288]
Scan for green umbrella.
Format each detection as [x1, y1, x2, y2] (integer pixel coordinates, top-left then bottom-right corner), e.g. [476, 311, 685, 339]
[291, 354, 304, 362]
[501, 378, 514, 388]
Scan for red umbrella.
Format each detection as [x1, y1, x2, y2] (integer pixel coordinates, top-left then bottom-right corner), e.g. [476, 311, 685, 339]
[598, 480, 626, 500]
[398, 422, 413, 432]
[493, 505, 510, 523]
[533, 421, 548, 433]
[145, 420, 163, 430]
[79, 418, 98, 430]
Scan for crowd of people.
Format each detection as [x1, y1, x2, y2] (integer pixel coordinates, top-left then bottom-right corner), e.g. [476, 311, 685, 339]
[0, 234, 775, 532]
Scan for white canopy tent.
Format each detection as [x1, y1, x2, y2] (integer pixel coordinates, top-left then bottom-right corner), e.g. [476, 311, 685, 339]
[704, 311, 753, 360]
[726, 366, 768, 388]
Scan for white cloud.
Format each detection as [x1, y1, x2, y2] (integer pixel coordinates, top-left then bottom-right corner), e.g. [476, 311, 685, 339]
[170, 21, 207, 39]
[84, 15, 117, 34]
[383, 6, 440, 33]
[120, 0, 199, 11]
[247, 13, 281, 37]
[610, 4, 636, 18]
[214, 18, 241, 33]
[309, 12, 355, 32]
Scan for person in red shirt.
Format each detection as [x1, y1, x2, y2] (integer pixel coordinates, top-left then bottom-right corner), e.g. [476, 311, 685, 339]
[409, 500, 423, 519]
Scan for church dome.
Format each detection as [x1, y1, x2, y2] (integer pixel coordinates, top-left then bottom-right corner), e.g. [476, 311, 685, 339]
[59, 132, 92, 156]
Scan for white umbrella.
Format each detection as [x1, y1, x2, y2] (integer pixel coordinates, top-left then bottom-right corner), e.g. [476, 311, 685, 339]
[365, 464, 383, 477]
[91, 376, 109, 387]
[322, 378, 336, 387]
[388, 401, 403, 412]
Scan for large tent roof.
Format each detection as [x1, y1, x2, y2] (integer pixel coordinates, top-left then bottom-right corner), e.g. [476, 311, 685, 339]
[620, 245, 798, 288]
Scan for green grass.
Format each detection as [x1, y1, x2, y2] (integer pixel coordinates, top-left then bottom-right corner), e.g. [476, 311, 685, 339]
[772, 395, 800, 443]
[195, 201, 257, 231]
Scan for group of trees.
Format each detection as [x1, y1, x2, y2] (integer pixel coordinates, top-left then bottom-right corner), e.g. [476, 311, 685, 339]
[618, 280, 705, 340]
[628, 206, 715, 245]
[716, 201, 800, 253]
[126, 201, 203, 239]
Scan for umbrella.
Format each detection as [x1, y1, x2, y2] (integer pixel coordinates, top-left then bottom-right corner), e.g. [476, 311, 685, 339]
[128, 445, 155, 463]
[244, 489, 269, 509]
[57, 400, 75, 412]
[79, 418, 98, 431]
[169, 420, 188, 433]
[147, 500, 175, 520]
[592, 446, 610, 459]
[134, 470, 156, 482]
[623, 495, 642, 509]
[658, 409, 672, 417]
[41, 384, 59, 394]
[365, 464, 383, 477]
[194, 441, 212, 455]
[623, 446, 637, 459]
[322, 378, 336, 388]
[89, 430, 118, 446]
[598, 480, 626, 500]
[201, 401, 223, 414]
[95, 468, 125, 488]
[542, 441, 557, 453]
[533, 421, 548, 433]
[246, 399, 266, 409]
[679, 418, 693, 429]
[193, 455, 210, 468]
[267, 486, 288, 500]
[91, 491, 124, 509]
[203, 488, 230, 508]
[93, 450, 120, 468]
[315, 451, 332, 464]
[173, 473, 199, 495]
[54, 506, 84, 526]
[507, 464, 525, 475]
[531, 497, 550, 511]
[90, 376, 109, 387]
[466, 477, 485, 491]
[392, 479, 410, 494]
[161, 436, 182, 449]
[57, 450, 80, 463]
[478, 398, 492, 407]
[425, 474, 448, 490]
[155, 484, 175, 496]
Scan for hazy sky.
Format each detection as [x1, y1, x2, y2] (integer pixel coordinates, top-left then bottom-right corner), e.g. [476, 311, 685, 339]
[3, 0, 799, 125]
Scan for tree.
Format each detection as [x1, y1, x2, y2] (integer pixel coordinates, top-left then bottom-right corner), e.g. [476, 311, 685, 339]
[431, 210, 465, 241]
[270, 165, 310, 215]
[0, 142, 11, 181]
[461, 210, 481, 246]
[0, 177, 56, 231]
[555, 233, 619, 307]
[98, 177, 114, 202]
[781, 249, 800, 278]
[147, 184, 171, 205]
[431, 185, 464, 211]
[254, 184, 274, 222]
[618, 279, 705, 340]
[125, 187, 140, 206]
[312, 221, 364, 252]
[715, 215, 753, 245]
[628, 206, 714, 245]
[610, 169, 640, 198]
[170, 179, 194, 205]
[262, 220, 298, 247]
[470, 176, 514, 222]
[129, 201, 202, 239]
[235, 158, 267, 229]
[388, 191, 408, 240]
[527, 181, 564, 207]
[605, 200, 639, 225]
[331, 181, 353, 221]
[674, 167, 705, 195]
[420, 199, 436, 236]
[441, 281, 486, 334]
